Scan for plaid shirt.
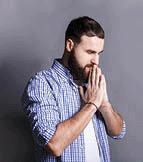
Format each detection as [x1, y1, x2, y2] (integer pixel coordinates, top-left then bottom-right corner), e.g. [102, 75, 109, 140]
[22, 59, 126, 162]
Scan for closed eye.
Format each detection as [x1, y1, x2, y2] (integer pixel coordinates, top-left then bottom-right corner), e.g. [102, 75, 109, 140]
[86, 50, 104, 55]
[86, 50, 96, 54]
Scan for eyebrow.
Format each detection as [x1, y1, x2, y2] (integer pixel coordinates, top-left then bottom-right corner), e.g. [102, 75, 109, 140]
[86, 49, 104, 54]
[99, 50, 104, 54]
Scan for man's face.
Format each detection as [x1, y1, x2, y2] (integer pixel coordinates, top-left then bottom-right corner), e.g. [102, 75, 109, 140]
[68, 35, 104, 83]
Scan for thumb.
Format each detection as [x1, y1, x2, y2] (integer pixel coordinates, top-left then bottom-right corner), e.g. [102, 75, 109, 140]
[79, 86, 84, 95]
[79, 86, 85, 100]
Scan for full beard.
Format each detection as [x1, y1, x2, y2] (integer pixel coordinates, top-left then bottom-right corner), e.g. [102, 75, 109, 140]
[68, 50, 91, 83]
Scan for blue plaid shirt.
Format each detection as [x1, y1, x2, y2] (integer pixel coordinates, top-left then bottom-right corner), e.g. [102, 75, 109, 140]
[22, 59, 126, 162]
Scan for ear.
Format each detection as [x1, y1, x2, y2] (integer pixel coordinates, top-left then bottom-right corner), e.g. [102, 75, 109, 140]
[65, 39, 74, 52]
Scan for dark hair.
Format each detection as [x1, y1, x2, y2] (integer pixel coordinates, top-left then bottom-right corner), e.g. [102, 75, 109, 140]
[65, 16, 104, 44]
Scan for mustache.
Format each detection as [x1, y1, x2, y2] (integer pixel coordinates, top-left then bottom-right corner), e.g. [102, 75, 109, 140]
[84, 63, 98, 68]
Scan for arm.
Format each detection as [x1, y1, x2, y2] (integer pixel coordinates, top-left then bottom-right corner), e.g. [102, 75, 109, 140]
[45, 65, 104, 156]
[98, 75, 123, 137]
[80, 66, 124, 137]
[99, 103, 123, 137]
[46, 104, 96, 156]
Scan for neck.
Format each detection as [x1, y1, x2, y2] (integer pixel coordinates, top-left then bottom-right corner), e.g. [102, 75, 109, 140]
[61, 51, 69, 68]
[60, 52, 77, 80]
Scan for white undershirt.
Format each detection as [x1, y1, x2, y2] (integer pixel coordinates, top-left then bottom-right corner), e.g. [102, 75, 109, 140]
[84, 119, 100, 162]
[73, 80, 100, 162]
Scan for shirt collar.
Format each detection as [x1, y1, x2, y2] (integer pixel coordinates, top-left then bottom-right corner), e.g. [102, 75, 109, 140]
[52, 59, 88, 88]
[52, 59, 73, 82]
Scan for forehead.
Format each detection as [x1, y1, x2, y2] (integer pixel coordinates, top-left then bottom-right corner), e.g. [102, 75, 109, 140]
[78, 35, 104, 51]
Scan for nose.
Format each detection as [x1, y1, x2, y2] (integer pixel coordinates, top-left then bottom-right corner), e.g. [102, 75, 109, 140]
[91, 55, 99, 66]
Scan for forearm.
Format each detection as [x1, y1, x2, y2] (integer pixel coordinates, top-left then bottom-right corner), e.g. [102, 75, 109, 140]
[45, 104, 96, 156]
[99, 103, 123, 136]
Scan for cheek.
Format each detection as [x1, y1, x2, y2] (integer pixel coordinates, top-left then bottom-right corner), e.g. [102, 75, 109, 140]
[74, 48, 92, 68]
[75, 54, 90, 67]
[75, 55, 87, 68]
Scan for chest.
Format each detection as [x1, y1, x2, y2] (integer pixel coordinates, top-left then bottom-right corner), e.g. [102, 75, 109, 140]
[55, 82, 81, 121]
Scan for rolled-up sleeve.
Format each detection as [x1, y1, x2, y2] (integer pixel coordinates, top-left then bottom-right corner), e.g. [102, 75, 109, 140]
[110, 120, 126, 140]
[22, 75, 60, 147]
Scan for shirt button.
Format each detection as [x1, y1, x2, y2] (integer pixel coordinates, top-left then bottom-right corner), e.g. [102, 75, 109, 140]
[80, 145, 84, 149]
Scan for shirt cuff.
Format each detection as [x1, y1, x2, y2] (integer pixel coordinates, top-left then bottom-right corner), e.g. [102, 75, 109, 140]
[34, 126, 57, 147]
[110, 120, 126, 140]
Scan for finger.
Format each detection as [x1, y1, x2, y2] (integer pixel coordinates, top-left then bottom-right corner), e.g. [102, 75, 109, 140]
[103, 75, 106, 90]
[99, 74, 104, 89]
[88, 68, 92, 88]
[95, 68, 101, 88]
[102, 75, 107, 93]
[103, 75, 109, 101]
[91, 65, 96, 87]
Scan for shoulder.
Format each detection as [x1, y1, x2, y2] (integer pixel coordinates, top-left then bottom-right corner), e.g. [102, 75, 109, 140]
[27, 67, 62, 90]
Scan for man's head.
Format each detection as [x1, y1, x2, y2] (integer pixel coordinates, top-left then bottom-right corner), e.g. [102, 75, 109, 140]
[65, 16, 104, 45]
[62, 16, 105, 83]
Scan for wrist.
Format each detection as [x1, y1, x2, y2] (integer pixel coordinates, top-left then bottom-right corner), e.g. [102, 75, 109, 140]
[99, 102, 112, 113]
[101, 102, 111, 108]
[87, 99, 101, 108]
[85, 102, 98, 110]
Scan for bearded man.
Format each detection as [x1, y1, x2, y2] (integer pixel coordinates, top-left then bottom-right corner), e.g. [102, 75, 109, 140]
[22, 16, 126, 162]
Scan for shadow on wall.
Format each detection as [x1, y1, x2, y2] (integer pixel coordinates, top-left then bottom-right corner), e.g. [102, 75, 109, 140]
[0, 57, 42, 162]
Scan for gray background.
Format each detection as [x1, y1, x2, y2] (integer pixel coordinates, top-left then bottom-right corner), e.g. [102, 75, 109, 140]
[0, 0, 143, 161]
